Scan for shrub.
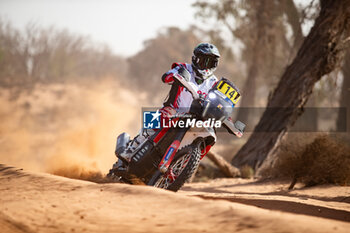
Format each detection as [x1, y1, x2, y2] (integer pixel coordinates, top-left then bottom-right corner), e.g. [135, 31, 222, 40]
[240, 165, 254, 179]
[264, 134, 350, 188]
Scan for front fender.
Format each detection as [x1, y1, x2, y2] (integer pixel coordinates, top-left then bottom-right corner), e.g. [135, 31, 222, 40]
[179, 127, 217, 150]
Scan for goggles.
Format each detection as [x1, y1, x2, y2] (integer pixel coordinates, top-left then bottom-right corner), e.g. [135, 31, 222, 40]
[195, 55, 219, 70]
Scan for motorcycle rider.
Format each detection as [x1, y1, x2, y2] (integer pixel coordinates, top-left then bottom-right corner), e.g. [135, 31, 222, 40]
[119, 42, 222, 162]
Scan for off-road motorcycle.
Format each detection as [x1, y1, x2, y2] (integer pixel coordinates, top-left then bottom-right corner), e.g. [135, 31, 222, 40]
[107, 68, 245, 191]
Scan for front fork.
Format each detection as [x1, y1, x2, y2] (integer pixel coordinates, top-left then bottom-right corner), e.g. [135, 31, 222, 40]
[158, 129, 188, 173]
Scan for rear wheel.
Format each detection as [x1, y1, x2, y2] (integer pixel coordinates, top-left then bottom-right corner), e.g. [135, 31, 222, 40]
[148, 144, 201, 192]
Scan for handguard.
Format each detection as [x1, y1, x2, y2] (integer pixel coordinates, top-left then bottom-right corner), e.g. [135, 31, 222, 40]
[223, 119, 245, 138]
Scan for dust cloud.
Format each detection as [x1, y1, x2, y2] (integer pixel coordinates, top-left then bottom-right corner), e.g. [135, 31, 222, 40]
[0, 79, 144, 180]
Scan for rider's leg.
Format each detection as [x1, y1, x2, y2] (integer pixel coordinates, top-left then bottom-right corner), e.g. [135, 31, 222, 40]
[118, 106, 177, 162]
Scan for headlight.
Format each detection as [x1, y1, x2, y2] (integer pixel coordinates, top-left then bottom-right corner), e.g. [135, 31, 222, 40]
[208, 92, 216, 100]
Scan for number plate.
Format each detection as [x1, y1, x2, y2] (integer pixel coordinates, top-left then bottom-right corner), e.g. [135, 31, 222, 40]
[216, 81, 241, 104]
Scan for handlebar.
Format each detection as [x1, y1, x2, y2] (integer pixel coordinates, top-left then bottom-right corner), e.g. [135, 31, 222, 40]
[173, 67, 246, 138]
[223, 119, 245, 138]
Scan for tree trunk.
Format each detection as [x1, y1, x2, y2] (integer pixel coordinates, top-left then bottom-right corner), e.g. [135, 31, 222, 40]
[235, 64, 257, 123]
[337, 51, 350, 133]
[232, 0, 350, 169]
[206, 151, 240, 177]
[283, 0, 318, 132]
[282, 0, 304, 55]
[236, 0, 268, 123]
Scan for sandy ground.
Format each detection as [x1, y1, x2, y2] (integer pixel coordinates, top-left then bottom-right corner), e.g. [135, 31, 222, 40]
[1, 164, 349, 233]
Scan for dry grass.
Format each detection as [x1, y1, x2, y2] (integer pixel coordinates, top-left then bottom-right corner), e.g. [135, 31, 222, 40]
[240, 165, 254, 179]
[262, 134, 350, 188]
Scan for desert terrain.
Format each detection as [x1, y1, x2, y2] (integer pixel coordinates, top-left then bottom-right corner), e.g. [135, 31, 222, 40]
[1, 1, 350, 232]
[1, 164, 349, 233]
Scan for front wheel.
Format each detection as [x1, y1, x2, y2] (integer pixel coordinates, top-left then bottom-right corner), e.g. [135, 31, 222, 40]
[148, 143, 201, 191]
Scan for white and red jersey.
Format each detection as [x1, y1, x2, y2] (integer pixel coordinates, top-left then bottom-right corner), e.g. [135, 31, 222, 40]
[162, 63, 218, 113]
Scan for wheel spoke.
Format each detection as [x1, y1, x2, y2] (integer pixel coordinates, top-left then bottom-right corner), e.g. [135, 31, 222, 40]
[154, 153, 191, 189]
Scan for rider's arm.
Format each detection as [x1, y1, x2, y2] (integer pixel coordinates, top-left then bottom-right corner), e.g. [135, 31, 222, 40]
[161, 63, 187, 85]
[162, 72, 175, 84]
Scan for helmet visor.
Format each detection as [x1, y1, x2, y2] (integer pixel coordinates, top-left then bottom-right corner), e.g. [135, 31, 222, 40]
[195, 55, 218, 70]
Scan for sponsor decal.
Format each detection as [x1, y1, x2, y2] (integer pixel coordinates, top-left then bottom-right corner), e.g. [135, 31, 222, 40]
[164, 147, 175, 161]
[159, 140, 181, 172]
